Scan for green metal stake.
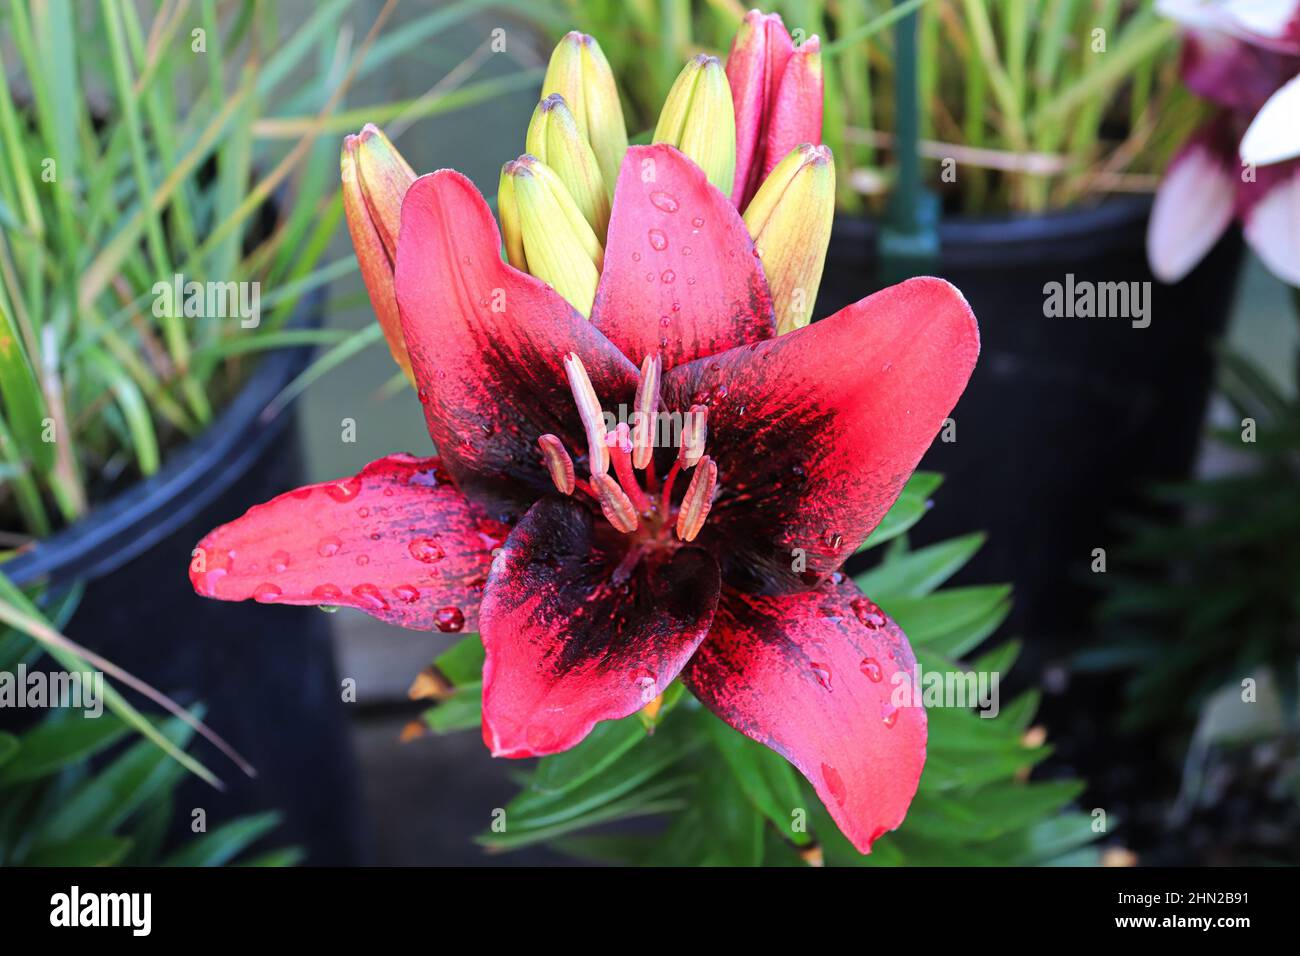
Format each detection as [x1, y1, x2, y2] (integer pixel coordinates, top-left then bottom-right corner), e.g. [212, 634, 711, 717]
[877, 0, 939, 285]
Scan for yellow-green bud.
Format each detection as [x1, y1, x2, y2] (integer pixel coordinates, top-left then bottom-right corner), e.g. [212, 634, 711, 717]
[542, 32, 628, 197]
[653, 55, 736, 196]
[526, 93, 610, 240]
[498, 155, 604, 318]
[743, 143, 835, 335]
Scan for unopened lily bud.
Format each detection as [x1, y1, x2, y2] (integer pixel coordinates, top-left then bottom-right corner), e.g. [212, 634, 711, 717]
[743, 144, 835, 335]
[527, 94, 611, 240]
[542, 32, 628, 196]
[341, 124, 417, 385]
[726, 10, 823, 208]
[653, 55, 737, 195]
[498, 155, 604, 317]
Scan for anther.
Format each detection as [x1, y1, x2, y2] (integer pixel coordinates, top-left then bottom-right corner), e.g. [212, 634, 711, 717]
[538, 434, 575, 495]
[676, 455, 717, 542]
[679, 404, 708, 468]
[632, 353, 661, 469]
[564, 352, 609, 476]
[591, 473, 640, 533]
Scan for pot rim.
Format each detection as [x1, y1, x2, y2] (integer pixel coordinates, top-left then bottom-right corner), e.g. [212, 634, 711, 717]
[5, 292, 325, 589]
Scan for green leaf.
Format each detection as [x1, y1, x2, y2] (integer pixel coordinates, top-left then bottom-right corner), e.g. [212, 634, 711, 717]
[24, 836, 133, 867]
[858, 472, 943, 550]
[161, 812, 283, 867]
[524, 717, 652, 801]
[704, 713, 810, 846]
[886, 585, 1013, 657]
[0, 732, 18, 769]
[433, 634, 485, 685]
[0, 713, 129, 785]
[34, 713, 195, 845]
[856, 532, 987, 598]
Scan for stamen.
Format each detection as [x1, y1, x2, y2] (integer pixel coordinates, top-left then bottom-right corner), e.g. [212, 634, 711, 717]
[564, 352, 609, 476]
[632, 353, 661, 469]
[676, 455, 717, 542]
[591, 473, 640, 533]
[679, 404, 708, 468]
[538, 434, 575, 495]
[609, 423, 652, 513]
[659, 459, 682, 516]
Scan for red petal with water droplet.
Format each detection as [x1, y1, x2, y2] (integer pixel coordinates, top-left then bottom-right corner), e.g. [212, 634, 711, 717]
[592, 144, 774, 370]
[479, 496, 720, 757]
[395, 170, 640, 513]
[683, 577, 926, 854]
[189, 454, 508, 632]
[661, 276, 979, 593]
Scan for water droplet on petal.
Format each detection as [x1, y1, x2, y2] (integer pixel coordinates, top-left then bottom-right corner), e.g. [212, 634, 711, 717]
[269, 550, 290, 573]
[851, 597, 886, 629]
[356, 554, 370, 566]
[860, 657, 883, 682]
[253, 583, 282, 603]
[631, 251, 641, 261]
[326, 477, 362, 502]
[821, 763, 846, 805]
[635, 672, 657, 702]
[881, 702, 899, 728]
[435, 606, 465, 633]
[810, 662, 833, 690]
[318, 536, 341, 557]
[647, 228, 667, 251]
[409, 537, 445, 563]
[312, 583, 342, 602]
[661, 270, 675, 284]
[649, 191, 679, 213]
[351, 583, 388, 610]
[393, 584, 420, 603]
[691, 216, 704, 228]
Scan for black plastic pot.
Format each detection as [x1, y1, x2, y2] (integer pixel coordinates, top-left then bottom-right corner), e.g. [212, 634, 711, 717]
[827, 197, 1244, 665]
[5, 295, 364, 866]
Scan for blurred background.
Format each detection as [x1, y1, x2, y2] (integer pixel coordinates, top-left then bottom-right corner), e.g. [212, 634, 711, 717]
[2, 0, 1297, 867]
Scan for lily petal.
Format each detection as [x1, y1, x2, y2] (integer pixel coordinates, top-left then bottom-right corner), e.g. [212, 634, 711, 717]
[1241, 72, 1300, 165]
[660, 276, 979, 594]
[684, 577, 926, 854]
[1147, 122, 1238, 283]
[592, 144, 775, 370]
[190, 455, 508, 632]
[394, 170, 640, 513]
[479, 496, 720, 757]
[1241, 158, 1300, 285]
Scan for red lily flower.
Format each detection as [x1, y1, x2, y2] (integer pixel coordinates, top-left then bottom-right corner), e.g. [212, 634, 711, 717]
[189, 144, 979, 852]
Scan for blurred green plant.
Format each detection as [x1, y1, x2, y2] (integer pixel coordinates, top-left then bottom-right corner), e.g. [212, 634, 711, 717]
[420, 472, 1102, 865]
[540, 0, 1199, 214]
[0, 575, 295, 866]
[0, 0, 544, 545]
